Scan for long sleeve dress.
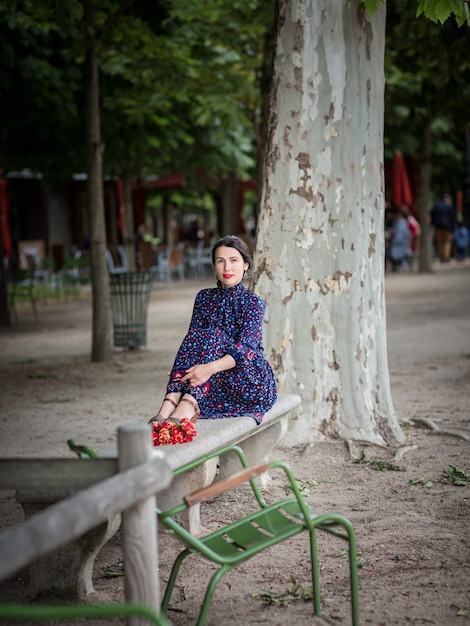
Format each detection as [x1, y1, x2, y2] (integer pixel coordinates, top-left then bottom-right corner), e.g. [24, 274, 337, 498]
[165, 282, 277, 424]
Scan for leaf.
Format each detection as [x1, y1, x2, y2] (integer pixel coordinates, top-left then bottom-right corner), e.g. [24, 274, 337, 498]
[353, 450, 368, 464]
[257, 578, 313, 607]
[369, 460, 406, 472]
[416, 0, 470, 25]
[284, 478, 319, 497]
[408, 477, 433, 488]
[353, 451, 405, 471]
[442, 465, 470, 486]
[99, 561, 125, 578]
[67, 439, 99, 459]
[358, 0, 385, 14]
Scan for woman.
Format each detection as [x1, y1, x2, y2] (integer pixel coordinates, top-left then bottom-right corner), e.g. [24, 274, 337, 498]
[150, 235, 277, 427]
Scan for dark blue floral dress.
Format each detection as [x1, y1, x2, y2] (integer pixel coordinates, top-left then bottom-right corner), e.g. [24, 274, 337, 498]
[166, 282, 277, 424]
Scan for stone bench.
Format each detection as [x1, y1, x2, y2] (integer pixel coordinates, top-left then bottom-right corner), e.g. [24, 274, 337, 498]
[150, 393, 302, 534]
[14, 394, 301, 599]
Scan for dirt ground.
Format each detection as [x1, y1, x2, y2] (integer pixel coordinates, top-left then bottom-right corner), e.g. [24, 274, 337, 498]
[0, 260, 469, 625]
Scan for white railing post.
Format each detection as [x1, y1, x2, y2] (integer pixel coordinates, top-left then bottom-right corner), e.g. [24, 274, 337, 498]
[118, 424, 160, 626]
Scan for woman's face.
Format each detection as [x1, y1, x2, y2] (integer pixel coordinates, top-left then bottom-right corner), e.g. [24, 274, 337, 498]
[214, 245, 249, 288]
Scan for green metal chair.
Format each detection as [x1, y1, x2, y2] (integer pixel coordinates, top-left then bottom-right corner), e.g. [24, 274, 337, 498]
[0, 601, 171, 624]
[158, 445, 360, 626]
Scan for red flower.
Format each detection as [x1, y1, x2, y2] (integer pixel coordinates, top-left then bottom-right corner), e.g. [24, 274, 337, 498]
[152, 418, 198, 446]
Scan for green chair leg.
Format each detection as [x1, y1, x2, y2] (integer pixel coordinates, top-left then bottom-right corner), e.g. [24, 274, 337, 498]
[161, 547, 191, 614]
[196, 563, 232, 626]
[0, 602, 170, 625]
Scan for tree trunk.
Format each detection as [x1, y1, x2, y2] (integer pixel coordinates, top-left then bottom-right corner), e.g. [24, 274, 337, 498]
[255, 24, 275, 222]
[418, 115, 432, 273]
[84, 1, 112, 362]
[122, 175, 135, 271]
[254, 0, 405, 446]
[219, 173, 240, 236]
[0, 214, 11, 326]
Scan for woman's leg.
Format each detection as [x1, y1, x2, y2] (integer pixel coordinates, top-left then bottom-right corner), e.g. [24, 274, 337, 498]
[166, 394, 200, 423]
[150, 327, 228, 424]
[148, 392, 182, 424]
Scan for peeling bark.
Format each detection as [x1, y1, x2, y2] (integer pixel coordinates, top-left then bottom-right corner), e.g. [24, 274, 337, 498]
[254, 0, 405, 446]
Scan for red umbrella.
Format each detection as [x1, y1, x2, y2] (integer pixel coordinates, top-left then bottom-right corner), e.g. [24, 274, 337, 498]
[0, 176, 12, 258]
[390, 150, 413, 208]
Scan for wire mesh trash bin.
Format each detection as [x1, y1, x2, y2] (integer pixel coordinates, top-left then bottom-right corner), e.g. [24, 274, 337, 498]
[109, 271, 154, 349]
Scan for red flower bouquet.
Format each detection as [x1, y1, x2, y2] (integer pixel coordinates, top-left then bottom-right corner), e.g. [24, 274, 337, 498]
[152, 418, 198, 446]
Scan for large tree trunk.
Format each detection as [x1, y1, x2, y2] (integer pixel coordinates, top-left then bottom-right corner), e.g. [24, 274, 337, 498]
[0, 247, 10, 326]
[84, 1, 112, 362]
[254, 0, 405, 446]
[255, 24, 275, 222]
[0, 197, 11, 326]
[218, 173, 240, 235]
[418, 115, 432, 273]
[122, 174, 136, 271]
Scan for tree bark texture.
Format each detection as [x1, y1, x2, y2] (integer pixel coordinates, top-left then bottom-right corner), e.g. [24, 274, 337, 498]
[123, 175, 136, 272]
[254, 0, 405, 446]
[418, 115, 432, 273]
[84, 1, 112, 362]
[219, 173, 241, 236]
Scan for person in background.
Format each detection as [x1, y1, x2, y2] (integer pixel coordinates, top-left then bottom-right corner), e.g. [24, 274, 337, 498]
[149, 235, 277, 428]
[431, 194, 456, 262]
[453, 218, 469, 261]
[389, 207, 411, 272]
[404, 207, 421, 267]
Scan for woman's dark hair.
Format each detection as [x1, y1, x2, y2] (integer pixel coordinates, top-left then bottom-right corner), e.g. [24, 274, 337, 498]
[211, 235, 252, 269]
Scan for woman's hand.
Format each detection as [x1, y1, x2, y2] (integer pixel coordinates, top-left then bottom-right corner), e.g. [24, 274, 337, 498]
[182, 355, 236, 387]
[181, 363, 213, 387]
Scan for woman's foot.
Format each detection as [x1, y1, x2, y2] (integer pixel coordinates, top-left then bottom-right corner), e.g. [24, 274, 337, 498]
[169, 395, 200, 424]
[150, 395, 181, 424]
[148, 415, 166, 425]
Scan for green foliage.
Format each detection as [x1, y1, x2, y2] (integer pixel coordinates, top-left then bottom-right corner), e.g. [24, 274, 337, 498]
[409, 465, 470, 487]
[0, 3, 84, 177]
[353, 450, 406, 472]
[99, 561, 125, 578]
[441, 464, 470, 486]
[353, 450, 368, 464]
[416, 0, 470, 26]
[256, 577, 313, 607]
[384, 0, 470, 195]
[358, 0, 470, 25]
[2, 0, 468, 192]
[408, 477, 434, 488]
[67, 438, 99, 459]
[358, 0, 385, 13]
[284, 477, 319, 497]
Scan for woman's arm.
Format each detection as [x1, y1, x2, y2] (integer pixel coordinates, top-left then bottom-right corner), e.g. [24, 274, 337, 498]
[181, 354, 236, 387]
[226, 295, 265, 366]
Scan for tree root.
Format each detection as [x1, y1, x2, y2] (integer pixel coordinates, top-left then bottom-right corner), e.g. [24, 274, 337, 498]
[411, 417, 470, 443]
[392, 444, 418, 463]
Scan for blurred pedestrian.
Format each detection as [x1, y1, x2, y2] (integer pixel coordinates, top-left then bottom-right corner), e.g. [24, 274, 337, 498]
[453, 219, 469, 261]
[389, 207, 411, 272]
[431, 194, 456, 262]
[403, 207, 420, 268]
